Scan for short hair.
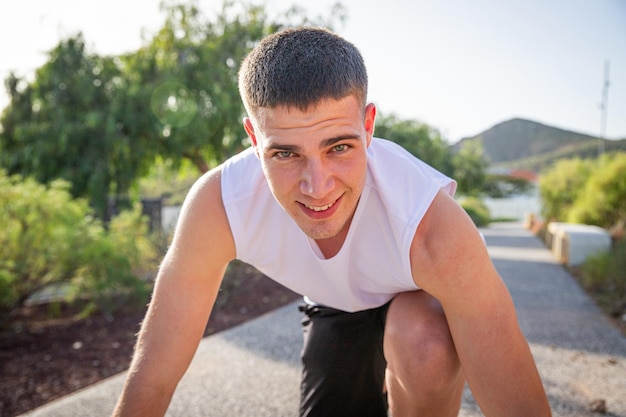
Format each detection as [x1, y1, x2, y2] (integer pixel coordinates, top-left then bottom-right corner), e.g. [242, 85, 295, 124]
[238, 27, 368, 118]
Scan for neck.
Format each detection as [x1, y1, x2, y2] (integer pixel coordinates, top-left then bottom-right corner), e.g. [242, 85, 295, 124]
[315, 229, 348, 258]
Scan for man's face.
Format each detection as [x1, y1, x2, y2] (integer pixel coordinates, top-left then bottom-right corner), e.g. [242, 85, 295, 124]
[244, 95, 376, 246]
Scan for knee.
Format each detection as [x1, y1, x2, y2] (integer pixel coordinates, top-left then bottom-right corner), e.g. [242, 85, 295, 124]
[384, 292, 461, 387]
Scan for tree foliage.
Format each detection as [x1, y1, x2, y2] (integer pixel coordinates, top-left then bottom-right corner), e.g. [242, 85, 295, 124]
[0, 35, 145, 217]
[451, 140, 489, 196]
[0, 1, 345, 217]
[124, 0, 345, 173]
[119, 1, 265, 173]
[375, 114, 453, 175]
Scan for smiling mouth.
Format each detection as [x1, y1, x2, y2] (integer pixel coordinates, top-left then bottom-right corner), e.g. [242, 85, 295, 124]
[303, 200, 336, 212]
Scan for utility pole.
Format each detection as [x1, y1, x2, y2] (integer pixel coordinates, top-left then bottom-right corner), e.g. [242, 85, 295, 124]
[599, 60, 610, 157]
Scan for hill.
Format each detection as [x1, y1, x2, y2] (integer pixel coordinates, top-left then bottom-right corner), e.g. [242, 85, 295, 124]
[452, 118, 626, 172]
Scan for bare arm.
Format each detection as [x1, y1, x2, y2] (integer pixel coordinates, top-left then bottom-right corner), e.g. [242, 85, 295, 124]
[411, 190, 551, 416]
[111, 167, 236, 416]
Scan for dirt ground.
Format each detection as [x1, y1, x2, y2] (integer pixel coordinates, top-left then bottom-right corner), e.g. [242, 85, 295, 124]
[0, 262, 300, 417]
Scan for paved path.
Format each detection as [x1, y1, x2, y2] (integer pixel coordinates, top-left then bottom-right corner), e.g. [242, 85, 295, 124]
[21, 223, 626, 417]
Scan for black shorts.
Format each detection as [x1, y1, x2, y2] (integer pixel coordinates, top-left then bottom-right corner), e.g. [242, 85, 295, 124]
[299, 302, 391, 417]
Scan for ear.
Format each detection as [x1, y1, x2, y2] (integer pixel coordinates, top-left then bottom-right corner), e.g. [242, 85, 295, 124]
[243, 117, 258, 147]
[364, 103, 376, 146]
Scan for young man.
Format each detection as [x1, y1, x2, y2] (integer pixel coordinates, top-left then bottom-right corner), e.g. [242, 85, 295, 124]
[112, 28, 551, 417]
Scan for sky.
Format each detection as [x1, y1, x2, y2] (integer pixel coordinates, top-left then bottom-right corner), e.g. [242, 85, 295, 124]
[0, 0, 624, 143]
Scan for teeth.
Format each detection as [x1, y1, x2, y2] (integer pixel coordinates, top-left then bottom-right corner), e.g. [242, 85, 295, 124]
[305, 201, 334, 212]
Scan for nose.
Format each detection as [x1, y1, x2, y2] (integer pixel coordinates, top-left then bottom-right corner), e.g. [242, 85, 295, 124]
[300, 158, 334, 198]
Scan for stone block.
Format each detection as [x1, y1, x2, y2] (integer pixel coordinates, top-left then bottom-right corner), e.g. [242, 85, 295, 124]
[548, 223, 611, 267]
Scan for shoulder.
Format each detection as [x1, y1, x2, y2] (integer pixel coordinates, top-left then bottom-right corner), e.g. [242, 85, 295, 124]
[168, 164, 236, 266]
[189, 146, 260, 218]
[182, 165, 225, 214]
[409, 190, 492, 297]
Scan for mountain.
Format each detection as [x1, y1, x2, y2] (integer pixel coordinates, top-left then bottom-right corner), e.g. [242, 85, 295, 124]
[452, 118, 626, 172]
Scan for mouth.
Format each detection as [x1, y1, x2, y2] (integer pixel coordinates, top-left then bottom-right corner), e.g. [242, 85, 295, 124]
[303, 200, 336, 212]
[298, 195, 344, 222]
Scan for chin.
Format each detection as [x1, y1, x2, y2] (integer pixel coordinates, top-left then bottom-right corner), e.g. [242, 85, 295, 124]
[301, 223, 343, 241]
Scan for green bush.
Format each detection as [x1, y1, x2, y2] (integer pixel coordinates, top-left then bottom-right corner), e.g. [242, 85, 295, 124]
[539, 157, 594, 221]
[460, 197, 491, 227]
[567, 153, 626, 228]
[0, 171, 155, 321]
[580, 239, 626, 314]
[67, 204, 157, 315]
[539, 152, 626, 229]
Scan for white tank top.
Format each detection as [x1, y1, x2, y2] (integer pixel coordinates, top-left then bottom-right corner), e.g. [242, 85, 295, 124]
[221, 138, 456, 312]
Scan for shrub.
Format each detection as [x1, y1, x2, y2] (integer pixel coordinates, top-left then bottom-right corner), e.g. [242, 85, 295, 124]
[1, 173, 85, 314]
[0, 171, 154, 322]
[66, 204, 156, 315]
[567, 153, 626, 228]
[580, 239, 626, 314]
[539, 158, 594, 221]
[539, 152, 626, 229]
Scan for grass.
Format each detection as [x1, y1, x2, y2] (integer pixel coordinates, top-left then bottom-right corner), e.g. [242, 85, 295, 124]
[570, 239, 626, 336]
[579, 239, 625, 332]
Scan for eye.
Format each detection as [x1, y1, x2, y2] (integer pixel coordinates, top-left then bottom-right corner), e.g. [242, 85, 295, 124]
[274, 150, 294, 159]
[332, 144, 349, 152]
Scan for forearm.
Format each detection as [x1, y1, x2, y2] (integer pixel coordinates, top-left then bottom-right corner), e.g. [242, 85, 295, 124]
[110, 333, 180, 417]
[110, 270, 219, 417]
[450, 313, 551, 416]
[110, 303, 212, 417]
[111, 374, 174, 417]
[440, 278, 550, 415]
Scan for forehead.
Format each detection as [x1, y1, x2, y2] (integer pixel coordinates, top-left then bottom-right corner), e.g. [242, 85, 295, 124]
[253, 96, 364, 141]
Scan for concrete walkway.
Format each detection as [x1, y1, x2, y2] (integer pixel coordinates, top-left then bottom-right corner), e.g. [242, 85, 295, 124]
[21, 223, 626, 417]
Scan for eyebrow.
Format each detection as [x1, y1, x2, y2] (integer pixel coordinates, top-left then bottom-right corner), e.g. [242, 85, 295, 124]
[264, 134, 361, 153]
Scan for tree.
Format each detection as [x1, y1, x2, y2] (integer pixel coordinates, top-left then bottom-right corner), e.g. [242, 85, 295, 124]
[1, 1, 346, 215]
[451, 140, 489, 196]
[119, 0, 346, 173]
[375, 113, 453, 175]
[0, 35, 150, 217]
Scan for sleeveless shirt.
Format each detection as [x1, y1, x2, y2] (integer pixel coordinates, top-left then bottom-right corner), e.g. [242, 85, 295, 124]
[221, 138, 456, 312]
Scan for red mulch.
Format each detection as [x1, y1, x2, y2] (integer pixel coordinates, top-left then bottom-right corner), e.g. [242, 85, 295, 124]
[0, 263, 300, 417]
